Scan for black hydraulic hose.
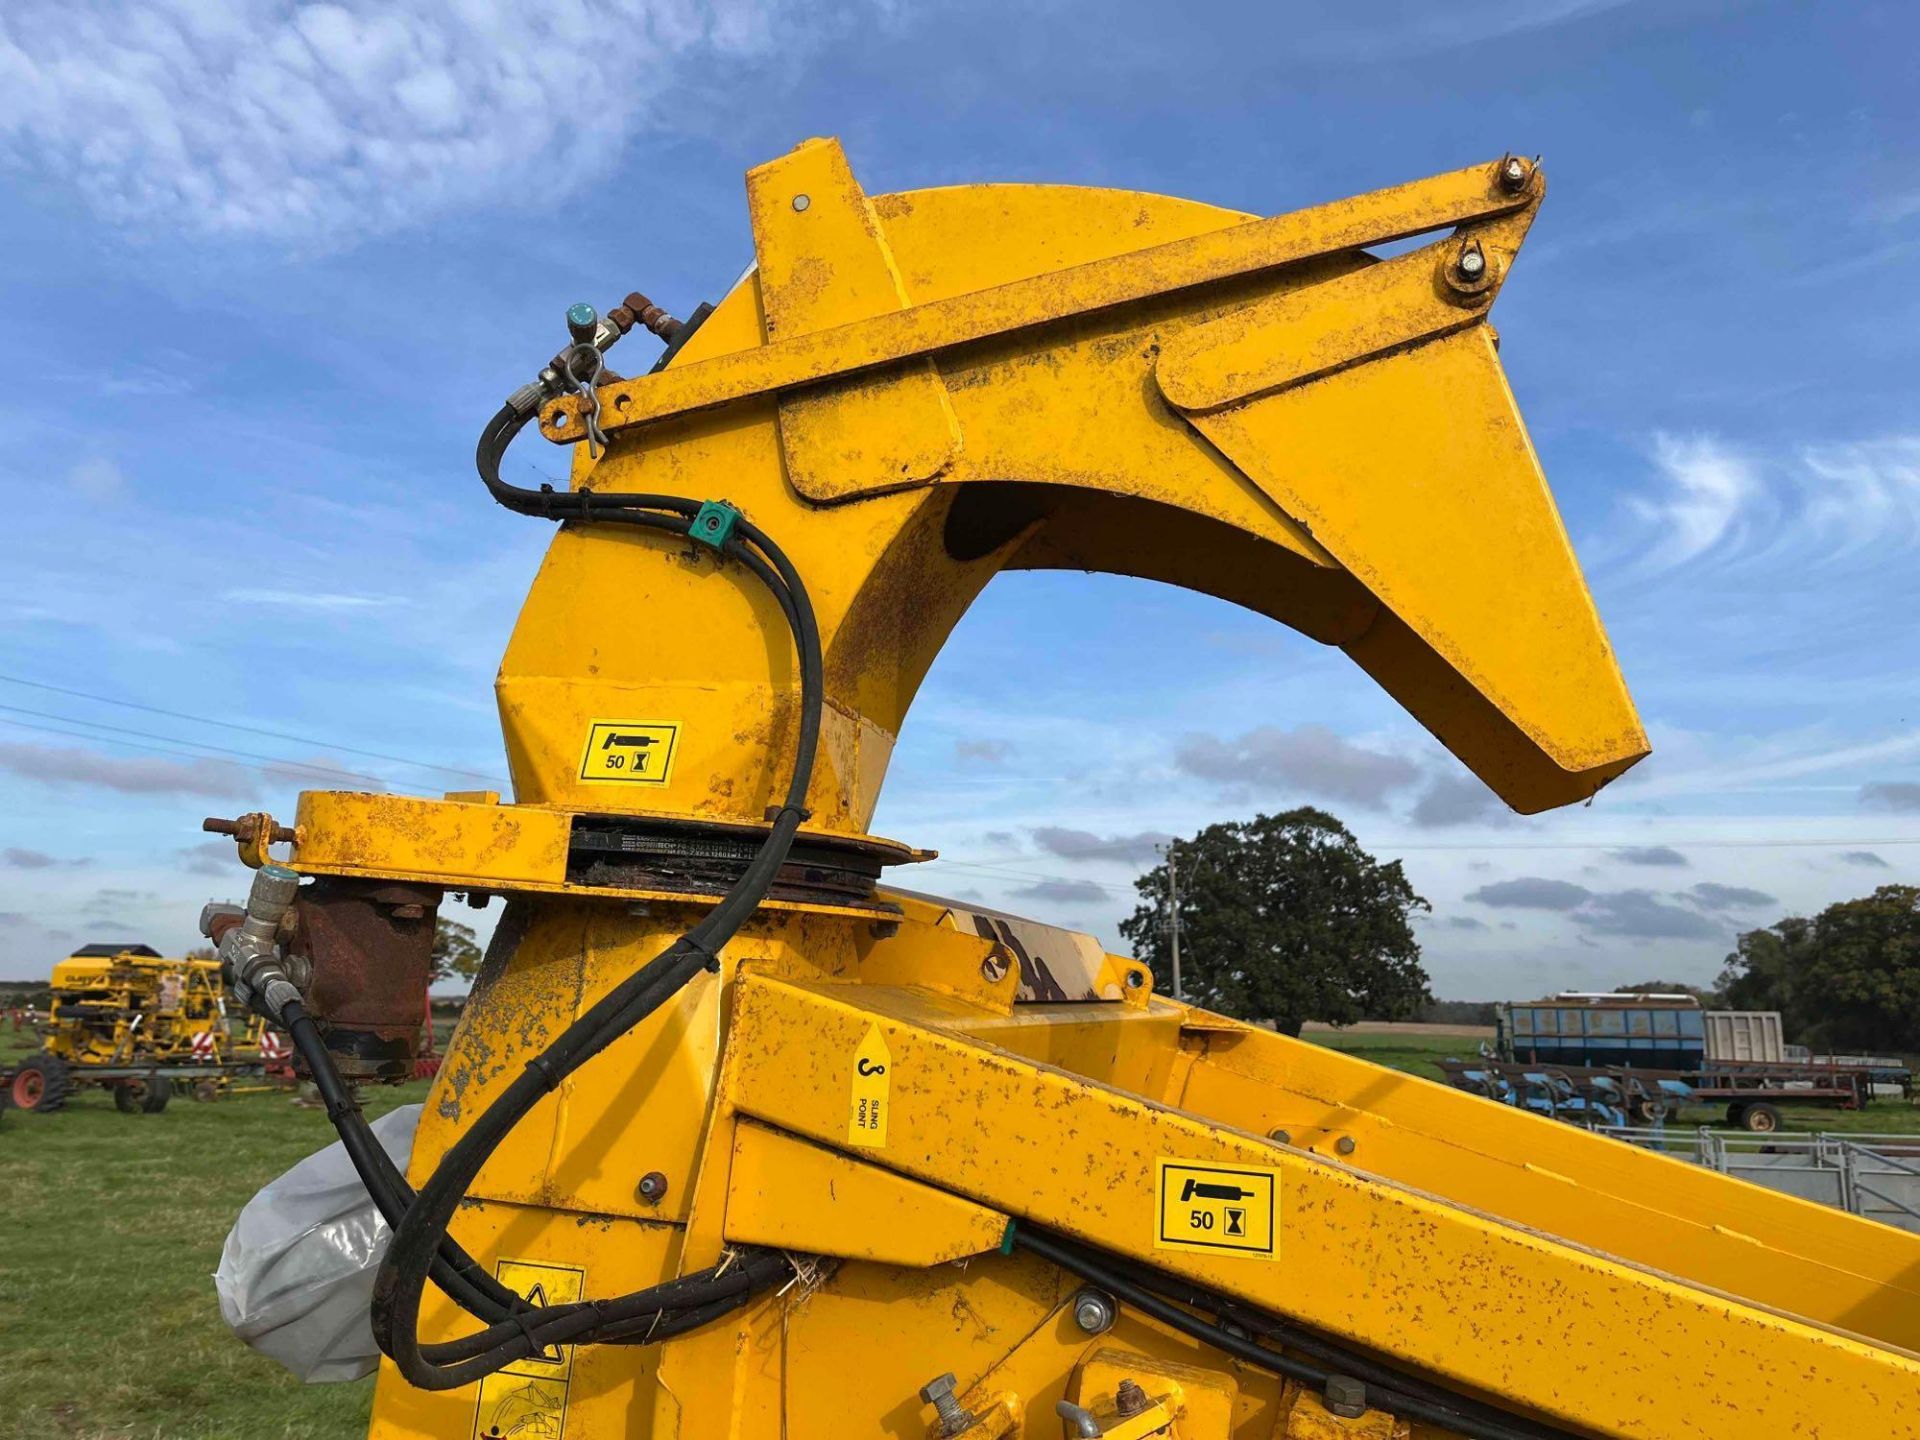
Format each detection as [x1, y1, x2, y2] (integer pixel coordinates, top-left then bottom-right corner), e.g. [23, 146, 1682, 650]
[354, 394, 823, 1388]
[281, 1002, 524, 1321]
[1057, 1236, 1569, 1438]
[1013, 1230, 1582, 1440]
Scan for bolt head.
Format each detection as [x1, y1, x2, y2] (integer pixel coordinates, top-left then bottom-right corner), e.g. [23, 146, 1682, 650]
[919, 1373, 957, 1404]
[1070, 1287, 1116, 1334]
[1458, 247, 1486, 278]
[636, 1170, 669, 1203]
[1335, 1134, 1357, 1155]
[792, 193, 811, 212]
[1325, 1374, 1368, 1419]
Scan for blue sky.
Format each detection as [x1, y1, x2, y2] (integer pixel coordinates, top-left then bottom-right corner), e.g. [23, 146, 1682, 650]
[0, 0, 1915, 996]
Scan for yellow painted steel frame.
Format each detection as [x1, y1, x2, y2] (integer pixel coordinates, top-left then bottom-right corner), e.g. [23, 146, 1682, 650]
[249, 138, 1920, 1438]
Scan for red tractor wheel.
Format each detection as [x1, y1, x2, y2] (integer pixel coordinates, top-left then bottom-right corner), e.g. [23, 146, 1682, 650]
[11, 1054, 72, 1112]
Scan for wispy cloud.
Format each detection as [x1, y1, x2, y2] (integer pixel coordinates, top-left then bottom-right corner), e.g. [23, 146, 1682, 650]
[0, 741, 252, 797]
[0, 0, 855, 247]
[954, 739, 1013, 764]
[1615, 433, 1920, 578]
[1862, 782, 1920, 814]
[1031, 827, 1171, 865]
[1626, 433, 1767, 573]
[1408, 774, 1507, 828]
[1610, 845, 1688, 867]
[1176, 724, 1419, 809]
[1009, 878, 1109, 906]
[223, 588, 399, 611]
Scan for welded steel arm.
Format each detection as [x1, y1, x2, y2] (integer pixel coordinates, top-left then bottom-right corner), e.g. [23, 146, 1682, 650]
[522, 139, 1645, 831]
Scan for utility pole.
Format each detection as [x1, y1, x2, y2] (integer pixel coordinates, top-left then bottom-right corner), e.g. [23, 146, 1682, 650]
[1167, 842, 1183, 1003]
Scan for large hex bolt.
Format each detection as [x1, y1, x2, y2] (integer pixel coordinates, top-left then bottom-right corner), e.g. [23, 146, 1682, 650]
[1326, 1374, 1368, 1419]
[1115, 1379, 1150, 1418]
[919, 1373, 976, 1437]
[1071, 1286, 1117, 1335]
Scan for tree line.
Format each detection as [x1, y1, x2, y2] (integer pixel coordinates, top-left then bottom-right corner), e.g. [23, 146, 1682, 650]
[1120, 807, 1918, 1055]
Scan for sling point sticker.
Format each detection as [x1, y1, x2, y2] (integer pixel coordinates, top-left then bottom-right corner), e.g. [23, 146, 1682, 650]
[578, 719, 679, 786]
[1154, 1158, 1279, 1259]
[471, 1257, 585, 1439]
[846, 1022, 892, 1148]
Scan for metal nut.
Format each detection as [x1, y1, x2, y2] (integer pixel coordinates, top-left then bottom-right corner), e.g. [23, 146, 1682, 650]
[1496, 154, 1532, 193]
[636, 1171, 669, 1203]
[1071, 1286, 1117, 1335]
[1268, 1127, 1292, 1145]
[1457, 243, 1486, 279]
[1335, 1135, 1357, 1156]
[1326, 1374, 1367, 1419]
[792, 193, 811, 212]
[1115, 1379, 1150, 1418]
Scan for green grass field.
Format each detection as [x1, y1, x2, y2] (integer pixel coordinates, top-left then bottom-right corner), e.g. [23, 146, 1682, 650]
[2, 1022, 1915, 1439]
[0, 1023, 417, 1440]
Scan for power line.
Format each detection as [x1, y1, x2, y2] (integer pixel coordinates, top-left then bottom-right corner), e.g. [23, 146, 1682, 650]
[0, 672, 504, 784]
[0, 703, 387, 785]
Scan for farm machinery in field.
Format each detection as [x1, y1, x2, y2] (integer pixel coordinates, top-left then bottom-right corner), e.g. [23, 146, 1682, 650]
[5, 942, 285, 1113]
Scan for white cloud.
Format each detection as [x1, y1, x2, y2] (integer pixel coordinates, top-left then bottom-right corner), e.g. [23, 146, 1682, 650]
[1799, 438, 1920, 559]
[0, 741, 253, 797]
[0, 0, 828, 246]
[1615, 432, 1920, 578]
[223, 588, 398, 610]
[1175, 724, 1420, 809]
[1628, 433, 1765, 572]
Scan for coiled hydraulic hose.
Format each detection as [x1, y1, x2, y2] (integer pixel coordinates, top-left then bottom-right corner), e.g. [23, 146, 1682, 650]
[281, 385, 819, 1390]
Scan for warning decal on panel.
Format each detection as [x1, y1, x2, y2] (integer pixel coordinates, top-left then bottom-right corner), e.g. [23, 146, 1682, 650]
[1154, 1158, 1279, 1259]
[471, 1258, 586, 1439]
[846, 1022, 892, 1149]
[577, 719, 679, 786]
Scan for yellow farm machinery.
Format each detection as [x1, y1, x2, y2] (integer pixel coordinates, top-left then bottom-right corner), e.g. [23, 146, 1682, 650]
[199, 141, 1920, 1438]
[6, 942, 275, 1112]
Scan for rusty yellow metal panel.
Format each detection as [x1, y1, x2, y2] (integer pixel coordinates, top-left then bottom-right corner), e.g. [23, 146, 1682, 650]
[292, 790, 571, 888]
[724, 1120, 1007, 1265]
[1165, 1014, 1920, 1357]
[747, 138, 960, 501]
[1187, 327, 1647, 810]
[497, 151, 1644, 825]
[542, 159, 1535, 442]
[721, 974, 1920, 1440]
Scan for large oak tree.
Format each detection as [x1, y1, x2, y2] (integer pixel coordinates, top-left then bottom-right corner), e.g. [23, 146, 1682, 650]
[1120, 808, 1431, 1034]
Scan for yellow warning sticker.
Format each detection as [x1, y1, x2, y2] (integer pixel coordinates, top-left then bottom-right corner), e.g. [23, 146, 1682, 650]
[471, 1258, 586, 1440]
[1154, 1158, 1279, 1259]
[846, 1022, 892, 1149]
[577, 719, 679, 786]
